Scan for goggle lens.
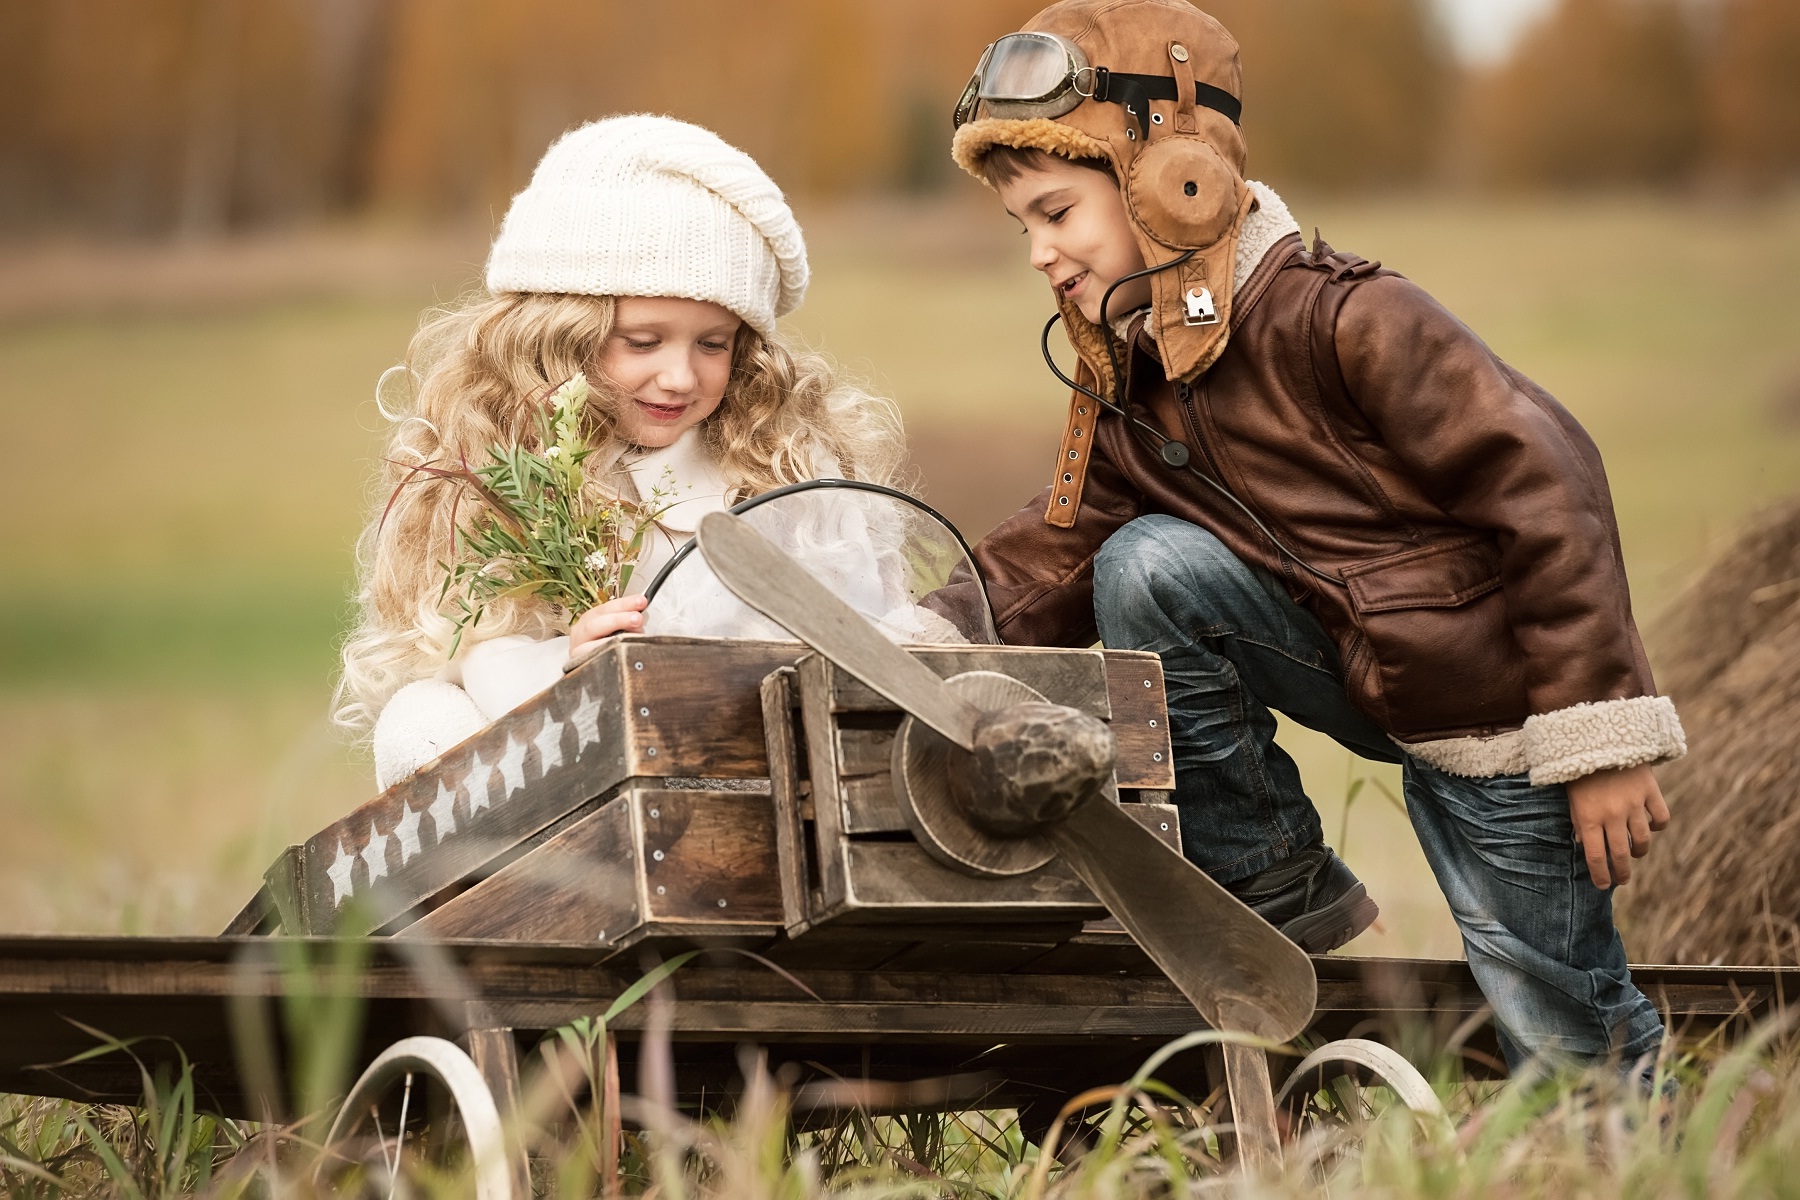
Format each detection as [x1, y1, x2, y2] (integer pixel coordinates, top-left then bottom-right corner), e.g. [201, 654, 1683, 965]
[953, 33, 1088, 128]
[980, 34, 1075, 103]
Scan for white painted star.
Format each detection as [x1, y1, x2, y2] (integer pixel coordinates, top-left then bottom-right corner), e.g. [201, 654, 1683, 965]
[570, 688, 604, 755]
[394, 802, 423, 864]
[326, 841, 356, 907]
[496, 734, 529, 798]
[466, 751, 494, 815]
[428, 780, 458, 841]
[533, 716, 566, 775]
[361, 821, 390, 883]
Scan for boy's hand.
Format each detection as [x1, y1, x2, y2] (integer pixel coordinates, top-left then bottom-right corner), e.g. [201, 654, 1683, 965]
[1567, 764, 1672, 889]
[569, 594, 648, 658]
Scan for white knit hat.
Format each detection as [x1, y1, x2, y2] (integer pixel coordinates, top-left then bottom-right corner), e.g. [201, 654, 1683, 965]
[486, 114, 808, 337]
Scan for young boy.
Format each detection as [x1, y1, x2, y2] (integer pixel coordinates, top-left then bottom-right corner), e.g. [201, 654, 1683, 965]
[948, 0, 1685, 1073]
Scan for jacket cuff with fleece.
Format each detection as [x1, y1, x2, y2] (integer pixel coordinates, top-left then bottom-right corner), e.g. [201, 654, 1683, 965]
[1401, 695, 1686, 785]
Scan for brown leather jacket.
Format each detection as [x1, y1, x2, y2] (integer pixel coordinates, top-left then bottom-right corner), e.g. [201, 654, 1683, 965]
[972, 234, 1659, 745]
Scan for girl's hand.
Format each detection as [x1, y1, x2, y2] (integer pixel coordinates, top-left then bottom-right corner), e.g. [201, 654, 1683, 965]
[569, 594, 649, 659]
[1567, 764, 1672, 889]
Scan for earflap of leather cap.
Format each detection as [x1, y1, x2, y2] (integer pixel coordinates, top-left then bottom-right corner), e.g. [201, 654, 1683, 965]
[1124, 134, 1241, 251]
[1143, 182, 1256, 382]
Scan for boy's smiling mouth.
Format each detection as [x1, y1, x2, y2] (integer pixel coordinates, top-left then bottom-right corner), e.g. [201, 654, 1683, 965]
[1054, 270, 1088, 299]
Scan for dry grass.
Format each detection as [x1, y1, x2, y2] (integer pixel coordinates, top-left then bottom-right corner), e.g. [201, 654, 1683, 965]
[1617, 497, 1800, 964]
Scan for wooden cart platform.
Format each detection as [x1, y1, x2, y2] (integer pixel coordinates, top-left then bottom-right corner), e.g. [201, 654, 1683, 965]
[0, 934, 1787, 1118]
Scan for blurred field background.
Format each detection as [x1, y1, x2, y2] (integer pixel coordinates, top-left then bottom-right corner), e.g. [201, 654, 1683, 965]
[1, 0, 1797, 954]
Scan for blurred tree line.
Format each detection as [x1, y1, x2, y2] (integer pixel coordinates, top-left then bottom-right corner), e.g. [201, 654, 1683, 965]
[1, 0, 1795, 237]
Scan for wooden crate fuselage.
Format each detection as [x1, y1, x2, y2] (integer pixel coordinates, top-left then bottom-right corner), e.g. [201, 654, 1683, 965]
[258, 636, 1175, 953]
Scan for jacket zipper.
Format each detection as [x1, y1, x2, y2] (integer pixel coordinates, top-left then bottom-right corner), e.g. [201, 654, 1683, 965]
[1177, 377, 1308, 595]
[1173, 379, 1225, 479]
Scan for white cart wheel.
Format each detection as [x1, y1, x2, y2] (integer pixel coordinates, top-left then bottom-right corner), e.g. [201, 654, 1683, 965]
[316, 1036, 517, 1200]
[1274, 1038, 1448, 1155]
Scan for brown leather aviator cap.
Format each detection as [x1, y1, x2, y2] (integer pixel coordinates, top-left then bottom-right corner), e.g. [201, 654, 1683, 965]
[952, 0, 1252, 525]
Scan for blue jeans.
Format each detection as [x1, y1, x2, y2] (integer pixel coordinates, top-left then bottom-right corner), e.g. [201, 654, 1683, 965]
[1094, 515, 1665, 1071]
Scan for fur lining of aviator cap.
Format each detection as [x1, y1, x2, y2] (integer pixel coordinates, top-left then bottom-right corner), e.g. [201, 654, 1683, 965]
[952, 118, 1115, 183]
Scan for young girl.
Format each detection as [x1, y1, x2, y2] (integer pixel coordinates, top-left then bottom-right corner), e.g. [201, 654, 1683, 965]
[335, 115, 910, 789]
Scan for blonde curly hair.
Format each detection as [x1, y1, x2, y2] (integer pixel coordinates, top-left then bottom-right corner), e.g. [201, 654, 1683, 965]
[334, 291, 906, 730]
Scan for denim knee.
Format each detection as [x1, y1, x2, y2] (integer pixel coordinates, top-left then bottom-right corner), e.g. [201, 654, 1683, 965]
[1094, 515, 1242, 643]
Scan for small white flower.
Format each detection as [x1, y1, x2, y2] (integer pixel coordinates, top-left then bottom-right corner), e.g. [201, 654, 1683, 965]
[584, 550, 608, 573]
[545, 446, 562, 459]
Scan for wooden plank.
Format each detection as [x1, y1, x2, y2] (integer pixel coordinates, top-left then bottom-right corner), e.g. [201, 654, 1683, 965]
[488, 999, 1209, 1040]
[639, 790, 784, 924]
[1104, 651, 1176, 790]
[263, 845, 306, 934]
[404, 796, 641, 943]
[1125, 803, 1181, 852]
[879, 939, 1063, 974]
[295, 649, 629, 932]
[840, 773, 907, 834]
[1220, 1038, 1280, 1168]
[465, 1025, 530, 1197]
[617, 638, 805, 778]
[839, 841, 1106, 917]
[825, 647, 1111, 719]
[759, 668, 813, 935]
[221, 883, 275, 937]
[836, 726, 895, 776]
[797, 654, 850, 914]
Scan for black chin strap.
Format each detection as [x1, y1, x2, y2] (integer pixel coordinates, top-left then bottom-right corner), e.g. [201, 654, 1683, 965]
[1090, 69, 1242, 136]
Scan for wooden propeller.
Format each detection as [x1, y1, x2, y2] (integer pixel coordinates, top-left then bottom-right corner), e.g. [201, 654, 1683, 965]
[695, 511, 1316, 1042]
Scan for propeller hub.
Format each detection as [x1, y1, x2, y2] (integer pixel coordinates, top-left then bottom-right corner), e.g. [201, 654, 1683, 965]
[949, 702, 1117, 838]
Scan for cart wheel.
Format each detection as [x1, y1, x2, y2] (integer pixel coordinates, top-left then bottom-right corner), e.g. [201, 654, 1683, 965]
[1273, 1038, 1446, 1155]
[315, 1036, 518, 1200]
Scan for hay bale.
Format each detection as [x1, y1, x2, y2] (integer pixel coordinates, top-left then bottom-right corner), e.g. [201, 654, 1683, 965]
[1618, 496, 1800, 965]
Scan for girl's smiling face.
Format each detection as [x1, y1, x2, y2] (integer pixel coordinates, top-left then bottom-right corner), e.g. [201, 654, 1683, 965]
[995, 156, 1150, 328]
[598, 296, 743, 448]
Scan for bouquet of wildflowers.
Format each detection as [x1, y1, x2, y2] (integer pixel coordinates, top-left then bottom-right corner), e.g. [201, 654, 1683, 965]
[389, 374, 669, 655]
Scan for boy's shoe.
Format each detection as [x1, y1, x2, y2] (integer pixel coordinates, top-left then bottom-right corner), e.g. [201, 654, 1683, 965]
[1224, 843, 1377, 954]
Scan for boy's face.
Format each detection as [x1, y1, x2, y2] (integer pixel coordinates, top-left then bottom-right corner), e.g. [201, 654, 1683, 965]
[996, 156, 1150, 328]
[598, 296, 742, 449]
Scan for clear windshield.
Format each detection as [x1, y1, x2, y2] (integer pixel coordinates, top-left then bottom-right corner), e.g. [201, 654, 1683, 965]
[642, 482, 999, 645]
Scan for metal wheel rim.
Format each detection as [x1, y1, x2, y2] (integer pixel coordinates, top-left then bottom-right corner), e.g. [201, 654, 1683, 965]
[317, 1036, 516, 1200]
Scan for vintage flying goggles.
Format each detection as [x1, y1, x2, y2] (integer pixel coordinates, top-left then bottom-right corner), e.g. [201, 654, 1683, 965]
[952, 30, 1242, 136]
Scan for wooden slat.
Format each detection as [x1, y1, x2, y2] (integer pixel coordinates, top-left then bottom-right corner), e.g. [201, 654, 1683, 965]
[639, 790, 784, 924]
[878, 939, 1063, 974]
[839, 841, 1105, 917]
[798, 654, 850, 913]
[491, 998, 1210, 1039]
[825, 647, 1111, 719]
[1126, 802, 1181, 851]
[840, 773, 907, 834]
[836, 726, 895, 776]
[295, 650, 629, 932]
[760, 668, 813, 934]
[617, 638, 807, 778]
[1104, 651, 1176, 790]
[405, 797, 641, 943]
